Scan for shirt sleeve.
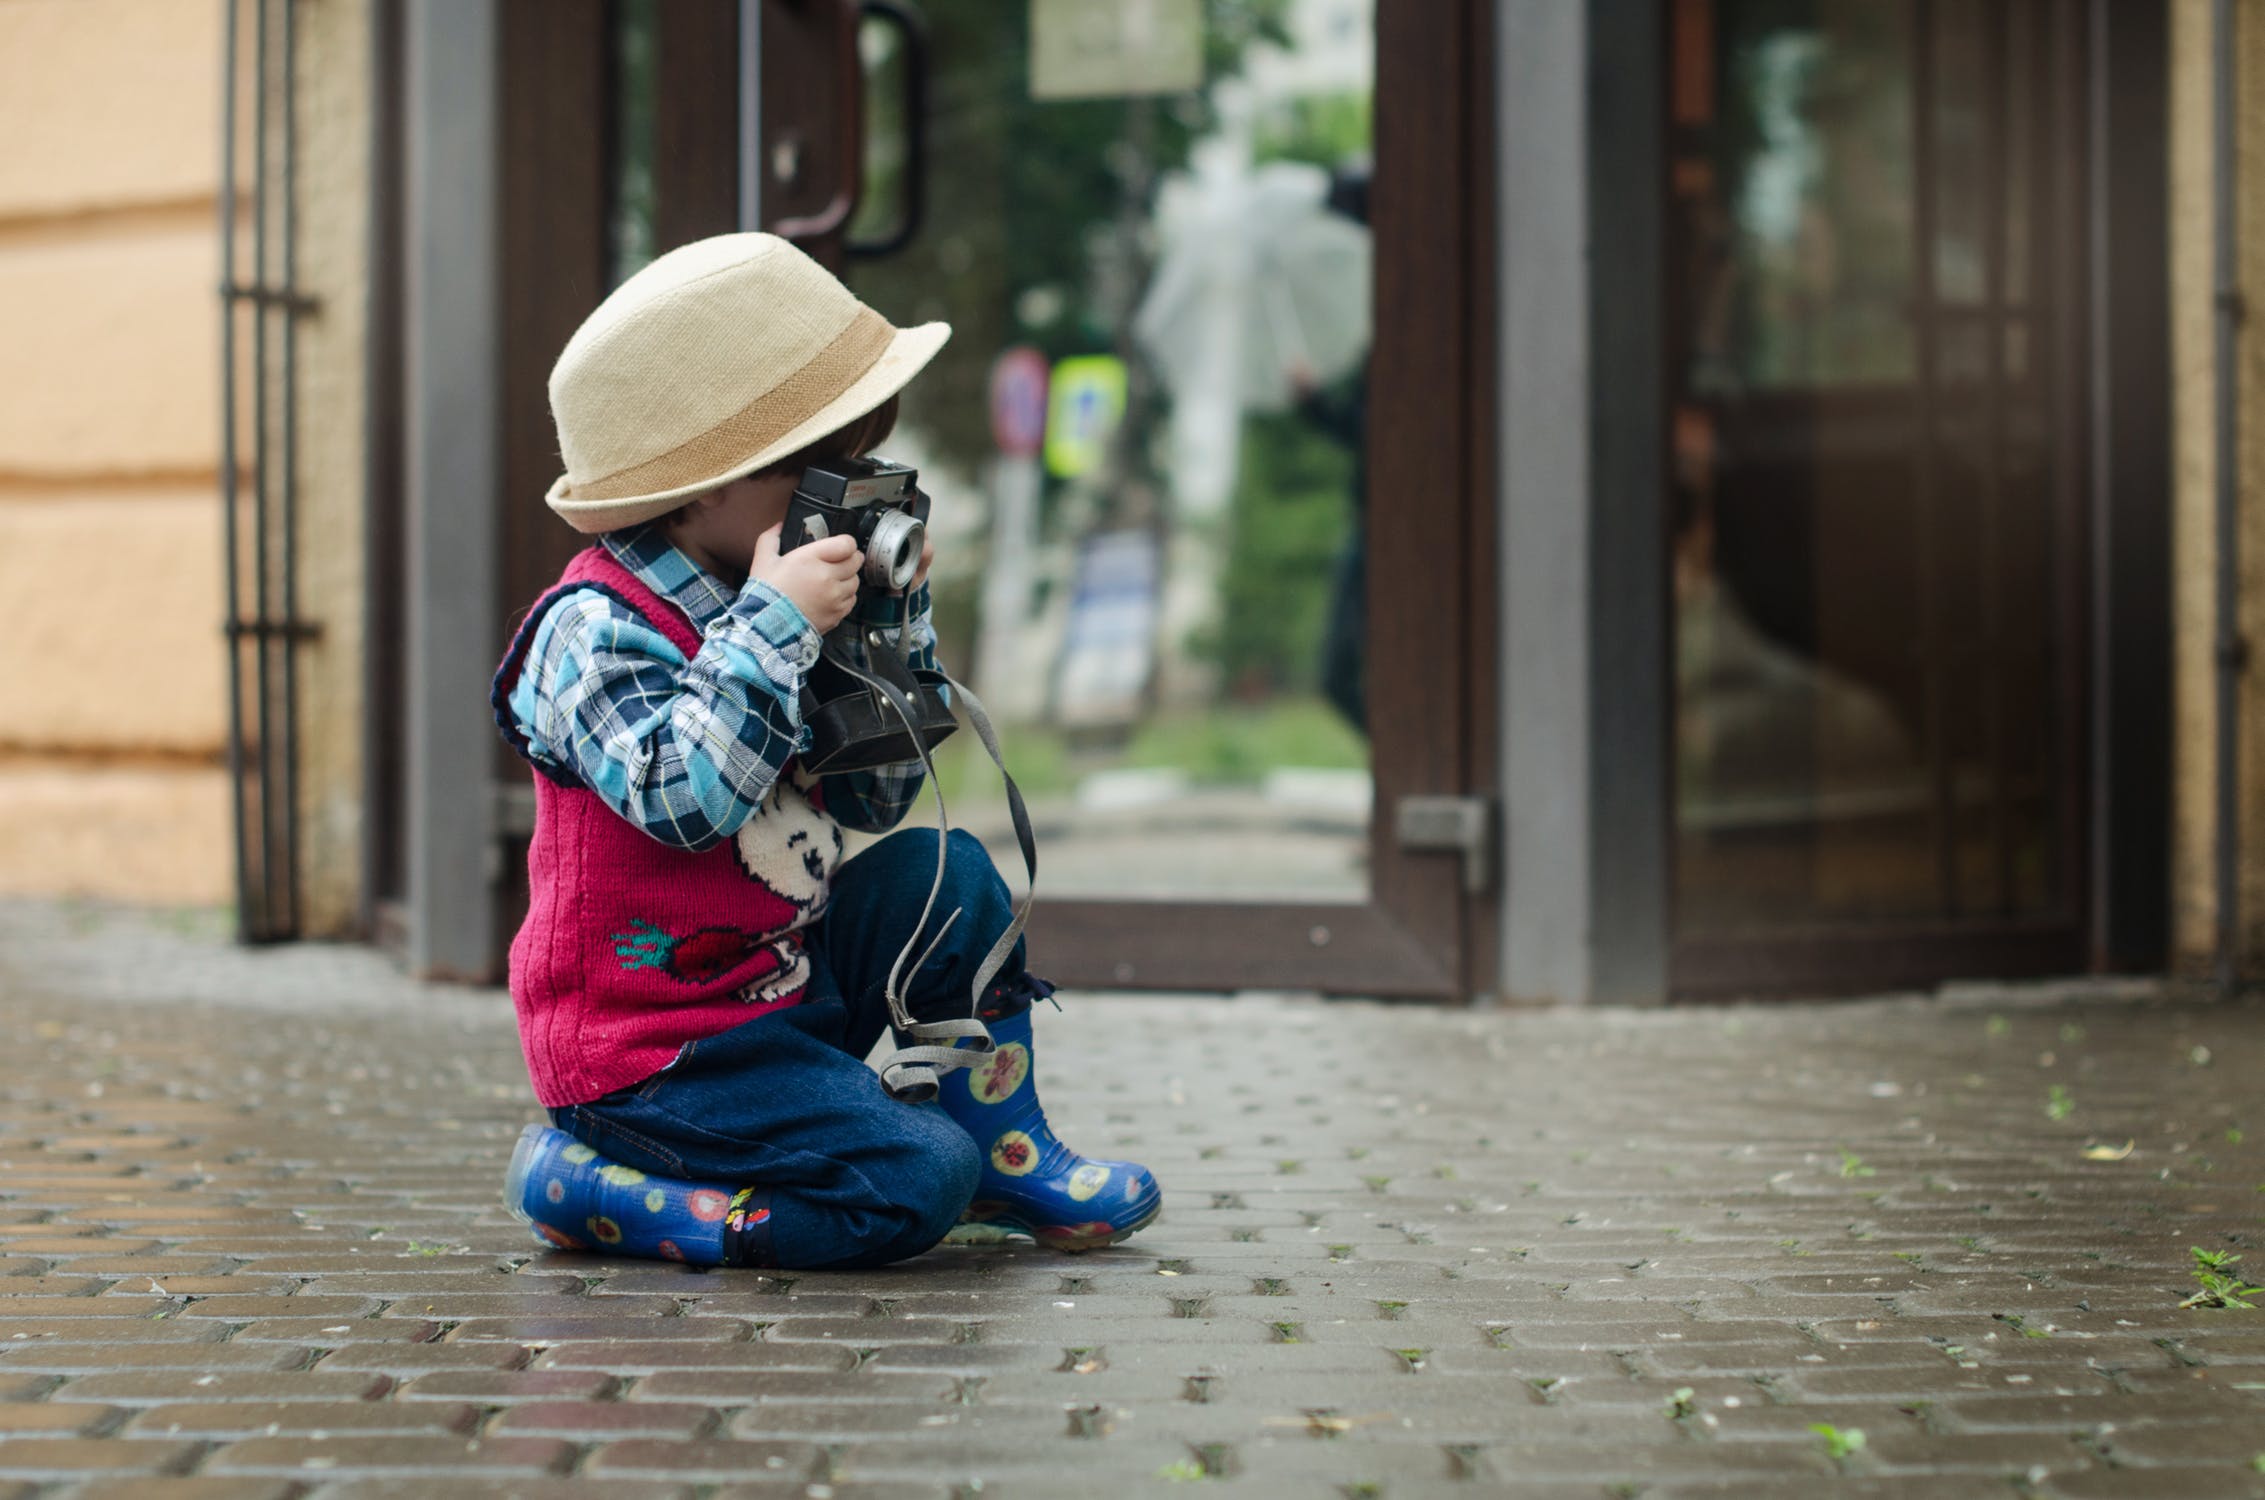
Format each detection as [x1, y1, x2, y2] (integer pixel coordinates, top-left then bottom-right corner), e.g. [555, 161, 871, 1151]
[507, 581, 823, 851]
[820, 583, 942, 834]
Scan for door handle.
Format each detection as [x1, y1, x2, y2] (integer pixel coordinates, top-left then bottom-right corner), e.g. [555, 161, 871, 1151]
[769, 0, 864, 243]
[846, 0, 928, 259]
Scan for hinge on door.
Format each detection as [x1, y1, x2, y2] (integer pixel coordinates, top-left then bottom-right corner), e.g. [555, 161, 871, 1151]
[1394, 794, 1498, 896]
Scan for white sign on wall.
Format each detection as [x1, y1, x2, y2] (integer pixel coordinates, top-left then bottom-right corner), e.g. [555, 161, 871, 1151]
[1030, 0, 1203, 101]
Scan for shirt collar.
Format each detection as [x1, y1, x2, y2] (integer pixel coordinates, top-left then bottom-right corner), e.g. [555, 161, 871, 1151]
[602, 524, 741, 634]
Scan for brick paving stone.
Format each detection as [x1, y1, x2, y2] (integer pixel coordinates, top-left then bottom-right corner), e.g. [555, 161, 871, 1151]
[490, 1400, 720, 1439]
[532, 1340, 859, 1374]
[2045, 1470, 2265, 1500]
[56, 1372, 395, 1404]
[0, 1342, 315, 1373]
[54, 1482, 306, 1500]
[304, 1483, 697, 1500]
[202, 1434, 576, 1478]
[229, 1316, 442, 1345]
[311, 1342, 531, 1374]
[394, 1369, 620, 1403]
[625, 1370, 967, 1405]
[42, 1261, 240, 1280]
[1647, 1480, 2034, 1500]
[0, 1279, 117, 1298]
[0, 1402, 122, 1435]
[583, 1438, 823, 1480]
[440, 1315, 759, 1345]
[7, 906, 2265, 1495]
[0, 1439, 203, 1480]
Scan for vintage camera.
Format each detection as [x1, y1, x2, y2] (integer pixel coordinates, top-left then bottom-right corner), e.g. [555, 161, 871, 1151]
[780, 455, 958, 773]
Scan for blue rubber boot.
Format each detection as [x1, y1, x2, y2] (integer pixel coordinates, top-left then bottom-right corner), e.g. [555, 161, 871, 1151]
[936, 1006, 1162, 1251]
[502, 1124, 775, 1266]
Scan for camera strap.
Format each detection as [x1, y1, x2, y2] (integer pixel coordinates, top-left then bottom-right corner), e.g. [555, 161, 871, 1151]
[815, 634, 1040, 1103]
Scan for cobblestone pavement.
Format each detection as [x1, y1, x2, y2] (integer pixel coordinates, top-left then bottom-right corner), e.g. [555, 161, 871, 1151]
[2, 903, 2264, 1499]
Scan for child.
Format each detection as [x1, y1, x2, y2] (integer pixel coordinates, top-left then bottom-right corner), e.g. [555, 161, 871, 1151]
[492, 233, 1160, 1270]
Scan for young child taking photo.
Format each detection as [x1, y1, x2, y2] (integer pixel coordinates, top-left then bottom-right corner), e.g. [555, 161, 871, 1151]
[493, 232, 1160, 1270]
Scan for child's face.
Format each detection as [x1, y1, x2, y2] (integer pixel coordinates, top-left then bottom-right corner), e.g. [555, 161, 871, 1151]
[666, 470, 800, 583]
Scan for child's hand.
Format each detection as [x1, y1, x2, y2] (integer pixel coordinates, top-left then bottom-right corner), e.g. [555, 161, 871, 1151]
[911, 536, 935, 592]
[752, 522, 863, 635]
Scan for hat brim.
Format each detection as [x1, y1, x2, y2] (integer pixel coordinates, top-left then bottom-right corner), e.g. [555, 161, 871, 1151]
[543, 320, 953, 534]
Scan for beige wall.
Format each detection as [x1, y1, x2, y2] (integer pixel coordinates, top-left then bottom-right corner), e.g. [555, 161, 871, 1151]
[0, 0, 369, 929]
[2170, 0, 2265, 975]
[0, 0, 230, 905]
[291, 0, 373, 937]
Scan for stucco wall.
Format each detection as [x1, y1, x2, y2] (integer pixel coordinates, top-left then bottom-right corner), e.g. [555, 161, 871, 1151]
[0, 0, 231, 904]
[2170, 0, 2265, 975]
[291, 0, 372, 937]
[0, 0, 368, 931]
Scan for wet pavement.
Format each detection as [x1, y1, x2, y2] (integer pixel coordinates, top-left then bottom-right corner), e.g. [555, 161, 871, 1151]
[2, 900, 2264, 1498]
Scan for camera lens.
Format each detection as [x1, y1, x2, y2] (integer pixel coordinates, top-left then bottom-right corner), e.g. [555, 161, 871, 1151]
[864, 509, 925, 592]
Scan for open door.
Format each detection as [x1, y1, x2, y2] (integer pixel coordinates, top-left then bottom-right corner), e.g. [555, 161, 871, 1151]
[492, 0, 1496, 999]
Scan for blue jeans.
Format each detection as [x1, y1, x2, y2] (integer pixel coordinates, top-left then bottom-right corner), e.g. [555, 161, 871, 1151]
[551, 827, 1029, 1270]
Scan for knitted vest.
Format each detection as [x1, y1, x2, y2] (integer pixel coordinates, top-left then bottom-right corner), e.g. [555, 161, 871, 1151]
[492, 546, 842, 1106]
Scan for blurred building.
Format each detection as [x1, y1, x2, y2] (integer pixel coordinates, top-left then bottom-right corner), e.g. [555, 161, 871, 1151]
[7, 0, 2264, 1005]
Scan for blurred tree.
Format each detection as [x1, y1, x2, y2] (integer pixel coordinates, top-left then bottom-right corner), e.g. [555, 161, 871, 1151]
[844, 0, 1293, 483]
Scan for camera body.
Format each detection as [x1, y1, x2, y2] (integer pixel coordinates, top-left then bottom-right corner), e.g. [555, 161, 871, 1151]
[780, 455, 958, 773]
[781, 456, 931, 593]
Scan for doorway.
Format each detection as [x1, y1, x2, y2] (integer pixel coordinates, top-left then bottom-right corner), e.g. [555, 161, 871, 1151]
[474, 0, 1498, 998]
[1665, 0, 2094, 993]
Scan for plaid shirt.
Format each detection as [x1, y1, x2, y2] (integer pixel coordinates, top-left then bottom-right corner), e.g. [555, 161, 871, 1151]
[505, 524, 934, 849]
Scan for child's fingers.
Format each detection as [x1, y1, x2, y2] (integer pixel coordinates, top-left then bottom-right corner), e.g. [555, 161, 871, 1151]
[805, 533, 859, 564]
[754, 522, 784, 565]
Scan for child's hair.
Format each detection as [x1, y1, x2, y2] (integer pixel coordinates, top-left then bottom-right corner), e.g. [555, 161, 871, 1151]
[647, 395, 900, 534]
[756, 394, 900, 478]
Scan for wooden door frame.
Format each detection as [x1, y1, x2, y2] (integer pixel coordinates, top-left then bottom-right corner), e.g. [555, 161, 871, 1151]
[1039, 0, 1498, 998]
[393, 0, 1500, 997]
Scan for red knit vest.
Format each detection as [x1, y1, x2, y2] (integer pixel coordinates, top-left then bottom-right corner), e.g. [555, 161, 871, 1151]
[493, 547, 840, 1106]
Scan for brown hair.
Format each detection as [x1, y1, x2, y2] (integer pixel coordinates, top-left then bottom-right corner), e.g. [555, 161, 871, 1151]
[754, 393, 900, 478]
[645, 395, 902, 535]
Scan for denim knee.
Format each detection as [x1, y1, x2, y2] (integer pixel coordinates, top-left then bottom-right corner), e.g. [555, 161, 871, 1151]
[813, 1109, 980, 1270]
[907, 1106, 983, 1241]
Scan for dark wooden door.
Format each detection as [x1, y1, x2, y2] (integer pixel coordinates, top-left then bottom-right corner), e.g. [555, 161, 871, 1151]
[491, 0, 1497, 1000]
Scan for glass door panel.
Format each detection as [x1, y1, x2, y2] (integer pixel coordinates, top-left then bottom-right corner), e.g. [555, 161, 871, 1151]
[840, 0, 1378, 904]
[1667, 0, 2083, 970]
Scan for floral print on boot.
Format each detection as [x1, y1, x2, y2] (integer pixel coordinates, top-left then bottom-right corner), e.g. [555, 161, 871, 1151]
[937, 1007, 1162, 1250]
[502, 1123, 774, 1266]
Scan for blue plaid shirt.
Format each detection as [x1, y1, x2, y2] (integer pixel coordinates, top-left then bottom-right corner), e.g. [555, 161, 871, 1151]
[505, 525, 935, 848]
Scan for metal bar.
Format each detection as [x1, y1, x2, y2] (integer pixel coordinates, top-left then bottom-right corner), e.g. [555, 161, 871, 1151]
[1911, 0, 1958, 919]
[1981, 0, 2012, 915]
[2214, 0, 2242, 996]
[2052, 0, 2092, 942]
[2087, 0, 2111, 956]
[280, 0, 301, 937]
[218, 0, 253, 943]
[738, 0, 762, 230]
[251, 0, 275, 940]
[402, 0, 503, 979]
[361, 0, 403, 940]
[222, 281, 319, 311]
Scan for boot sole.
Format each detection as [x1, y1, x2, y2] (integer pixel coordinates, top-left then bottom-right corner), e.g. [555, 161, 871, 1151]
[958, 1198, 1163, 1253]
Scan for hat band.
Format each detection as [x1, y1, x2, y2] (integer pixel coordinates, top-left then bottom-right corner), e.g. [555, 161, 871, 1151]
[565, 306, 896, 504]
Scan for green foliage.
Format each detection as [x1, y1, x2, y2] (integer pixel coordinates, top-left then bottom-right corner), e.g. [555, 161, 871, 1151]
[1253, 90, 1373, 167]
[1193, 411, 1358, 697]
[2184, 1247, 2264, 1310]
[1810, 1423, 1867, 1462]
[845, 0, 1295, 480]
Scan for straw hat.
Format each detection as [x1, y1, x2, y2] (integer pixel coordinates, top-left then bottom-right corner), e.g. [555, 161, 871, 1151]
[544, 232, 950, 533]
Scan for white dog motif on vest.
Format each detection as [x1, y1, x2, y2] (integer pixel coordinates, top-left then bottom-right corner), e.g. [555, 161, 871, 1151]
[732, 769, 844, 924]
